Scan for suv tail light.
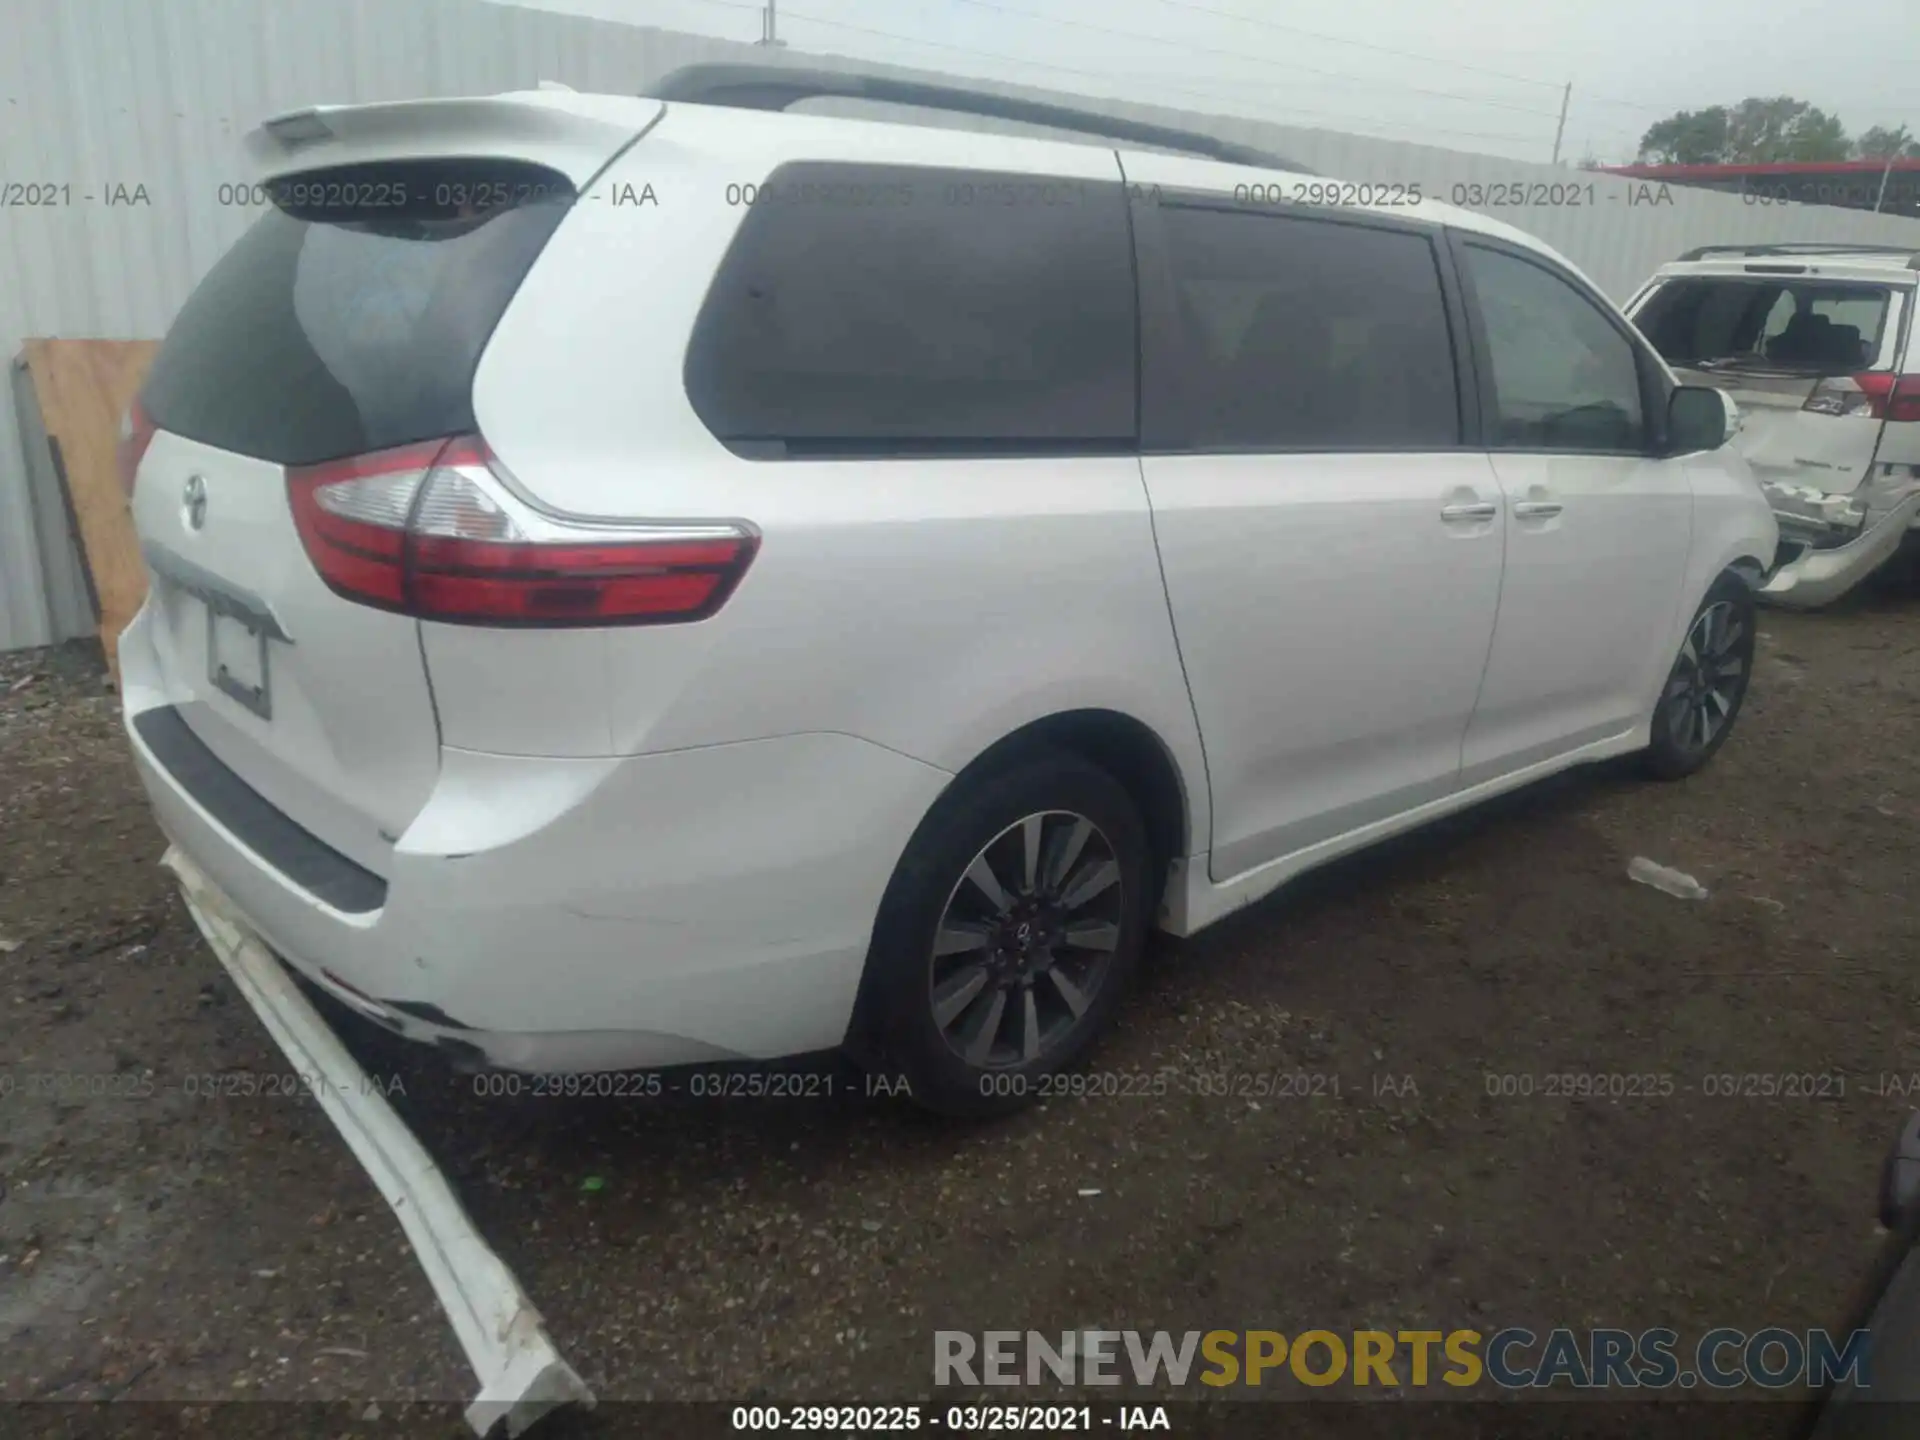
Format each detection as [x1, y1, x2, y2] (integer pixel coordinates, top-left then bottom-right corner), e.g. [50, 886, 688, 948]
[287, 436, 758, 625]
[1804, 374, 1920, 422]
[117, 400, 157, 500]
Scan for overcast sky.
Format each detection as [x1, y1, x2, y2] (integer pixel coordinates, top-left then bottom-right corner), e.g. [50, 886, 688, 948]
[495, 0, 1919, 164]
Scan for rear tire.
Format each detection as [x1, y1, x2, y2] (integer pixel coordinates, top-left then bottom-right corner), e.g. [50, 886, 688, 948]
[855, 748, 1150, 1119]
[1641, 572, 1756, 781]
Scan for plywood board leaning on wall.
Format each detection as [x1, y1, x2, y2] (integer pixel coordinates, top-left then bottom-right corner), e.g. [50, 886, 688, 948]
[19, 340, 158, 687]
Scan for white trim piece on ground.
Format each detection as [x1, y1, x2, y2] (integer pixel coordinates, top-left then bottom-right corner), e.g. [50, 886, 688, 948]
[161, 844, 594, 1438]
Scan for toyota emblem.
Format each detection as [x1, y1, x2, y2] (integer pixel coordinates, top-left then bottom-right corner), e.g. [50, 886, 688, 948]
[182, 474, 208, 531]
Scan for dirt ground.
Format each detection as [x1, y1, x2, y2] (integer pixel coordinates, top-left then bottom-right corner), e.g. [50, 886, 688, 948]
[3, 569, 1919, 1436]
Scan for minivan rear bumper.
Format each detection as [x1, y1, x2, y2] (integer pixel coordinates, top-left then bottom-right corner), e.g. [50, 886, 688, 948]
[1760, 488, 1920, 610]
[119, 602, 951, 1073]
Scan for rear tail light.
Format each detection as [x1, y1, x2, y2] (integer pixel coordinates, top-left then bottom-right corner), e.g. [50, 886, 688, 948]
[117, 400, 157, 500]
[286, 436, 758, 625]
[1804, 374, 1920, 422]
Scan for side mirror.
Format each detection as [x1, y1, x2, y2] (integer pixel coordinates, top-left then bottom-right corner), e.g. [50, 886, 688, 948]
[1668, 385, 1732, 455]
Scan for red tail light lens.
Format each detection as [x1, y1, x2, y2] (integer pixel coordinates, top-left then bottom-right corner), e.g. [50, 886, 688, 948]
[287, 437, 757, 625]
[117, 400, 157, 500]
[1879, 375, 1920, 423]
[1805, 373, 1920, 422]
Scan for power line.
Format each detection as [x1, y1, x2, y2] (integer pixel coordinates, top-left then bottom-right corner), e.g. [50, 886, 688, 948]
[903, 0, 1566, 119]
[776, 8, 1553, 148]
[1146, 69, 1552, 144]
[1574, 90, 1688, 116]
[649, 0, 1643, 153]
[1118, 0, 1570, 92]
[1134, 0, 1744, 119]
[1133, 0, 1890, 120]
[953, 2, 1919, 125]
[648, 0, 1909, 146]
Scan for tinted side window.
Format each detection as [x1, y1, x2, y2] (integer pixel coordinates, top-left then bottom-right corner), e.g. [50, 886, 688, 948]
[1463, 245, 1645, 453]
[685, 164, 1136, 455]
[1156, 207, 1459, 451]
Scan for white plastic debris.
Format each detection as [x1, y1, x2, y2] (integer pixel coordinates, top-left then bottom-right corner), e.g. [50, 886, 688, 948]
[1627, 857, 1709, 901]
[162, 845, 591, 1437]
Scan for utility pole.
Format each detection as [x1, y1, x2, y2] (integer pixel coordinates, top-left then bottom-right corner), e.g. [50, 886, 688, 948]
[758, 0, 785, 46]
[1550, 82, 1571, 166]
[1874, 154, 1894, 213]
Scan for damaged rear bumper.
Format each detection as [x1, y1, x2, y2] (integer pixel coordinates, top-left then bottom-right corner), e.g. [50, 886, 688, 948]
[163, 844, 592, 1437]
[1759, 487, 1920, 610]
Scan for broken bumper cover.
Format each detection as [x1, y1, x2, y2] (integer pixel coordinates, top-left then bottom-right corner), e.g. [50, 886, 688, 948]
[1759, 488, 1920, 610]
[162, 844, 593, 1438]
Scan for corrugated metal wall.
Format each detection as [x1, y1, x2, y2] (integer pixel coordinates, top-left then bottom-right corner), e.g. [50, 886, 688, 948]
[6, 0, 1920, 650]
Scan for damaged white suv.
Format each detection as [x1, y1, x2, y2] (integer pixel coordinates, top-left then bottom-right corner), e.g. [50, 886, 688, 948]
[1629, 243, 1920, 607]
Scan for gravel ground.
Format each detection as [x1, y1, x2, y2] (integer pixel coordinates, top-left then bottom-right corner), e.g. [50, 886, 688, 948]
[3, 570, 1919, 1436]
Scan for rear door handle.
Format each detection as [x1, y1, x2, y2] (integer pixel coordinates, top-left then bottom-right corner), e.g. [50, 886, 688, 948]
[1440, 502, 1499, 522]
[1512, 500, 1563, 519]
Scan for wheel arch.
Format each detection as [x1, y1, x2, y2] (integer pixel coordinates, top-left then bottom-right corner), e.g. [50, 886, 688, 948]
[842, 706, 1198, 1065]
[950, 708, 1194, 895]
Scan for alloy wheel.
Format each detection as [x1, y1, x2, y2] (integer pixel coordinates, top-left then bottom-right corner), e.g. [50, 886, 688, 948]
[928, 809, 1125, 1069]
[1663, 599, 1748, 754]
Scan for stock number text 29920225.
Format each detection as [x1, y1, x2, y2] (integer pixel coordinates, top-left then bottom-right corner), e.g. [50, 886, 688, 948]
[1235, 181, 1423, 208]
[730, 1404, 1172, 1432]
[468, 1069, 852, 1101]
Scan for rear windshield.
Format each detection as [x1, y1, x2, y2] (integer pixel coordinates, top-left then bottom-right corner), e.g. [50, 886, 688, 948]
[141, 160, 574, 466]
[1634, 276, 1892, 375]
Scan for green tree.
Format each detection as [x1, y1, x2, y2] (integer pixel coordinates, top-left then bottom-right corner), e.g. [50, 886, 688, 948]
[1856, 124, 1920, 159]
[1637, 106, 1730, 163]
[1638, 96, 1852, 164]
[1727, 96, 1850, 161]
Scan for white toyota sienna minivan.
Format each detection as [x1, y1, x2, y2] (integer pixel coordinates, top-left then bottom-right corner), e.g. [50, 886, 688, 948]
[119, 65, 1779, 1115]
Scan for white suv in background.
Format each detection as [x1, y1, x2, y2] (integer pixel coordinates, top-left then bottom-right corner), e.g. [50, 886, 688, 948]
[119, 65, 1777, 1116]
[1628, 243, 1920, 607]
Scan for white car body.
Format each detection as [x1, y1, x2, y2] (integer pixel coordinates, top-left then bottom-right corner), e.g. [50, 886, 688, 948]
[120, 78, 1779, 1078]
[1626, 245, 1920, 607]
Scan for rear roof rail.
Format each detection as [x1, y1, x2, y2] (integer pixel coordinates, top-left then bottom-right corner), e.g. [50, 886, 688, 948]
[1676, 242, 1920, 267]
[645, 62, 1315, 175]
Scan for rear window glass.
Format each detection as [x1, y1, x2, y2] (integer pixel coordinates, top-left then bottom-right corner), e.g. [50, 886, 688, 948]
[684, 161, 1137, 456]
[1635, 277, 1891, 373]
[141, 160, 574, 466]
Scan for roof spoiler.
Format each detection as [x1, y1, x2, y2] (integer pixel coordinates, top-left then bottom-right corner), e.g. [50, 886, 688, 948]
[246, 95, 660, 187]
[646, 62, 1314, 175]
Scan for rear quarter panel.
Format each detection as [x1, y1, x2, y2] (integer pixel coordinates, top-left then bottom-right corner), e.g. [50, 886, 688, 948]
[462, 106, 1214, 855]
